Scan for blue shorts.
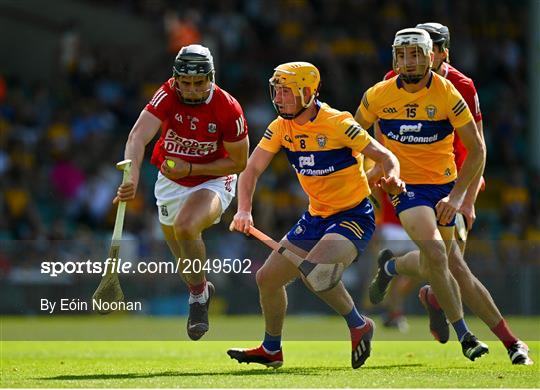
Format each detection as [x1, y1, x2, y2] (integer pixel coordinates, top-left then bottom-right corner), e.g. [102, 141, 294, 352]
[390, 182, 456, 226]
[286, 198, 375, 258]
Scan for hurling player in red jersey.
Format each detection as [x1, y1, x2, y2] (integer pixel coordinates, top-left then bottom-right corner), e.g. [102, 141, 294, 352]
[372, 23, 532, 365]
[114, 44, 249, 341]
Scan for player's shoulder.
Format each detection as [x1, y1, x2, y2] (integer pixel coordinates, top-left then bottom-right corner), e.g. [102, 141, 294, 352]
[212, 84, 243, 110]
[317, 103, 362, 138]
[150, 78, 176, 98]
[444, 64, 477, 93]
[146, 78, 176, 112]
[160, 78, 175, 94]
[368, 76, 397, 96]
[267, 116, 284, 133]
[383, 70, 397, 81]
[432, 72, 458, 92]
[318, 102, 354, 126]
[363, 77, 397, 111]
[445, 64, 474, 85]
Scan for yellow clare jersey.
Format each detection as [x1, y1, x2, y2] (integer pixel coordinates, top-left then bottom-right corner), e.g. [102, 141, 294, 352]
[258, 102, 373, 217]
[358, 72, 474, 184]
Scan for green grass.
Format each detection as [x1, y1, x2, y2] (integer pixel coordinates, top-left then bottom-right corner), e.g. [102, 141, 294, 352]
[1, 316, 539, 388]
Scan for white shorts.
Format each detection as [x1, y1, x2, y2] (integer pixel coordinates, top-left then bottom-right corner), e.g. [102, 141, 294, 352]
[378, 223, 418, 255]
[154, 172, 237, 226]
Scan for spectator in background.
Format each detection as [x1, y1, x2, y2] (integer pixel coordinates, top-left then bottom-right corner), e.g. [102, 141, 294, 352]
[164, 9, 201, 54]
[4, 168, 42, 240]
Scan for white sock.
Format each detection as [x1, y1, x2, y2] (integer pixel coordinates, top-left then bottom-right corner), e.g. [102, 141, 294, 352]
[189, 284, 209, 304]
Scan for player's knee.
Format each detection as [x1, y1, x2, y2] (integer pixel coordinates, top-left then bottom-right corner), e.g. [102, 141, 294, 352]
[173, 218, 202, 239]
[255, 267, 270, 290]
[422, 244, 448, 272]
[256, 267, 283, 291]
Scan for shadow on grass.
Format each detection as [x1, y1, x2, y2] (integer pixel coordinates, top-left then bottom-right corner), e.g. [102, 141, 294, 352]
[40, 369, 330, 381]
[39, 364, 428, 381]
[365, 364, 481, 371]
[363, 363, 423, 369]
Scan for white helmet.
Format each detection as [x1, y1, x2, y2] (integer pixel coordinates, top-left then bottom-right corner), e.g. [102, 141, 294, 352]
[392, 28, 433, 84]
[393, 28, 433, 54]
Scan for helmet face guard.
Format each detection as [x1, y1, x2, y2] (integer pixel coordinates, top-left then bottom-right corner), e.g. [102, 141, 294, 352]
[173, 74, 213, 105]
[392, 28, 433, 84]
[269, 62, 320, 119]
[172, 44, 215, 104]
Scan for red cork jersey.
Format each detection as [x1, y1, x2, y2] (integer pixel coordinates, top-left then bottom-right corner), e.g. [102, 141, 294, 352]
[146, 79, 248, 187]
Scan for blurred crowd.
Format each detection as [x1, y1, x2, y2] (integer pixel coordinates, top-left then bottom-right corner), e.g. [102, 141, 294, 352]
[1, 0, 538, 313]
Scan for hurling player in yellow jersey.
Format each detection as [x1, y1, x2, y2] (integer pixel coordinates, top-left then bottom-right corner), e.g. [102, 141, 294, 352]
[355, 28, 489, 361]
[227, 62, 404, 369]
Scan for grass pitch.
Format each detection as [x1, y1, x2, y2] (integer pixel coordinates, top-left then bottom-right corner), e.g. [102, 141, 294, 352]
[1, 316, 539, 388]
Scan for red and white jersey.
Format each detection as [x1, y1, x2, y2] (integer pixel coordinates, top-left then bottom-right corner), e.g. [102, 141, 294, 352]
[145, 78, 248, 187]
[384, 64, 482, 171]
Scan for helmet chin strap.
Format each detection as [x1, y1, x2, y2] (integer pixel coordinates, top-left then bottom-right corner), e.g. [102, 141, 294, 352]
[399, 66, 430, 85]
[277, 105, 308, 120]
[174, 82, 213, 105]
[274, 90, 314, 120]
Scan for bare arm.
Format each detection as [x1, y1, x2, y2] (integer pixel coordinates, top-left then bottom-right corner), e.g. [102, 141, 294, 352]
[363, 156, 380, 188]
[230, 147, 276, 233]
[364, 120, 386, 186]
[460, 119, 485, 228]
[361, 138, 399, 181]
[360, 138, 405, 195]
[452, 120, 485, 202]
[436, 119, 486, 225]
[462, 120, 485, 202]
[114, 110, 162, 203]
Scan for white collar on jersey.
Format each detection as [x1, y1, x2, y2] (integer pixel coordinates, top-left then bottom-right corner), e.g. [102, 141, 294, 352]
[203, 83, 215, 104]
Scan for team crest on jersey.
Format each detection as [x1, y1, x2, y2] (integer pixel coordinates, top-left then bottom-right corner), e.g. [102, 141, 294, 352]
[208, 123, 217, 133]
[294, 224, 305, 236]
[316, 134, 328, 148]
[425, 105, 437, 119]
[444, 168, 451, 176]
